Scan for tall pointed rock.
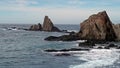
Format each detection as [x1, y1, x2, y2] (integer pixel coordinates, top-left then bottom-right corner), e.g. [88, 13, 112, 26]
[79, 11, 116, 41]
[43, 16, 61, 32]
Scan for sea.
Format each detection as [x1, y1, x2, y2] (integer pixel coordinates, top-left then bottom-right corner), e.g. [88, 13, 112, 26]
[0, 24, 120, 68]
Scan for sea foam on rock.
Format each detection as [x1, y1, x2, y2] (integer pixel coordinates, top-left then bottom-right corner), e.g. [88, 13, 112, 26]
[70, 49, 120, 68]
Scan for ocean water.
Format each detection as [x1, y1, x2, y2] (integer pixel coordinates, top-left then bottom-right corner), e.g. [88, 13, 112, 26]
[0, 24, 120, 68]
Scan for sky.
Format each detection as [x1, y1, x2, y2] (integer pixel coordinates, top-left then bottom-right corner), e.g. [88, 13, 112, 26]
[0, 0, 120, 24]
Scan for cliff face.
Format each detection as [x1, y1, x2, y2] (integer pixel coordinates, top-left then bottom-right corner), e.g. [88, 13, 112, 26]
[79, 11, 116, 41]
[42, 16, 61, 32]
[113, 24, 120, 40]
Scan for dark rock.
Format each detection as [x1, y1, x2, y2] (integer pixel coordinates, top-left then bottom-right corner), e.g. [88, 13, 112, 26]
[43, 16, 61, 32]
[61, 30, 68, 33]
[117, 46, 120, 49]
[55, 53, 71, 56]
[104, 43, 119, 49]
[44, 48, 90, 52]
[44, 36, 59, 41]
[44, 49, 59, 52]
[79, 40, 107, 48]
[97, 46, 103, 49]
[104, 46, 110, 49]
[108, 44, 117, 47]
[29, 23, 42, 31]
[45, 34, 80, 41]
[78, 11, 117, 41]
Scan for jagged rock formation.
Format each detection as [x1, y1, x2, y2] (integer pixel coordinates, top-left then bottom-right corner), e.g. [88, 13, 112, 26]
[29, 23, 42, 31]
[79, 11, 117, 41]
[45, 11, 117, 41]
[113, 24, 120, 40]
[29, 16, 61, 32]
[42, 16, 61, 32]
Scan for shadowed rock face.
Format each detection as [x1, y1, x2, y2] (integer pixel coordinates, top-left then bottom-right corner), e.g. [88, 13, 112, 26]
[79, 11, 116, 41]
[29, 23, 42, 31]
[43, 16, 61, 32]
[113, 24, 120, 40]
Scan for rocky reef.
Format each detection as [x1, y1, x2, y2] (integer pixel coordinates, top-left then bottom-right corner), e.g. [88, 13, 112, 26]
[29, 16, 61, 32]
[43, 11, 120, 54]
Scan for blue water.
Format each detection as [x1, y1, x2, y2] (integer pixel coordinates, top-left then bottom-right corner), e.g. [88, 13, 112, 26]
[0, 24, 120, 68]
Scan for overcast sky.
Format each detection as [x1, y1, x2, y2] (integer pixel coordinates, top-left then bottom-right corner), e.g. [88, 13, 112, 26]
[0, 0, 120, 24]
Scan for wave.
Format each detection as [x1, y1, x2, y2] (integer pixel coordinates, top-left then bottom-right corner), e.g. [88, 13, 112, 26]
[67, 30, 79, 33]
[70, 49, 120, 68]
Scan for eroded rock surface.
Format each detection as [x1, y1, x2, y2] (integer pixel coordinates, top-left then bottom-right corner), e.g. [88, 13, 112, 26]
[43, 16, 61, 32]
[79, 11, 116, 41]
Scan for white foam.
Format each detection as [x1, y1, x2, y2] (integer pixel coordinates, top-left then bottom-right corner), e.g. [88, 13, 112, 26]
[67, 30, 78, 33]
[76, 40, 87, 43]
[70, 49, 120, 68]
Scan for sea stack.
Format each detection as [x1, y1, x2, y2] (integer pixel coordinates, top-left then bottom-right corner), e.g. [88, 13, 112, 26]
[29, 23, 42, 31]
[42, 16, 61, 32]
[79, 11, 117, 41]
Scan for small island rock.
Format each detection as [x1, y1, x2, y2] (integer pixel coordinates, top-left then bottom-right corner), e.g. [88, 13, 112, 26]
[43, 16, 61, 32]
[29, 23, 42, 31]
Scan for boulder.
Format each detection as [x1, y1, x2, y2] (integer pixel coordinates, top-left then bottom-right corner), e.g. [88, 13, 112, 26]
[29, 23, 42, 31]
[79, 11, 117, 41]
[43, 16, 61, 32]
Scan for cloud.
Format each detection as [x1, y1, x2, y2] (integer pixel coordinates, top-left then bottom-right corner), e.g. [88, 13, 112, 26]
[0, 0, 38, 7]
[0, 0, 119, 24]
[67, 0, 87, 5]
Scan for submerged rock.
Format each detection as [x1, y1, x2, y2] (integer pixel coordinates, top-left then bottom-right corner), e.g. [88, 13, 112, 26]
[44, 48, 90, 52]
[44, 34, 80, 41]
[79, 11, 116, 41]
[55, 53, 71, 56]
[43, 16, 61, 32]
[79, 40, 107, 48]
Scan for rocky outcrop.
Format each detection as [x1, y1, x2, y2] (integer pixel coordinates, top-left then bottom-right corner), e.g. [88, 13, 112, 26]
[113, 24, 120, 41]
[44, 34, 80, 41]
[79, 11, 117, 41]
[29, 16, 61, 32]
[45, 11, 117, 41]
[29, 23, 42, 31]
[42, 16, 61, 32]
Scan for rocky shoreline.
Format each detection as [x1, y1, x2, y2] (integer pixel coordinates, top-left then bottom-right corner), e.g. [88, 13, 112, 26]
[43, 11, 120, 56]
[44, 40, 120, 56]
